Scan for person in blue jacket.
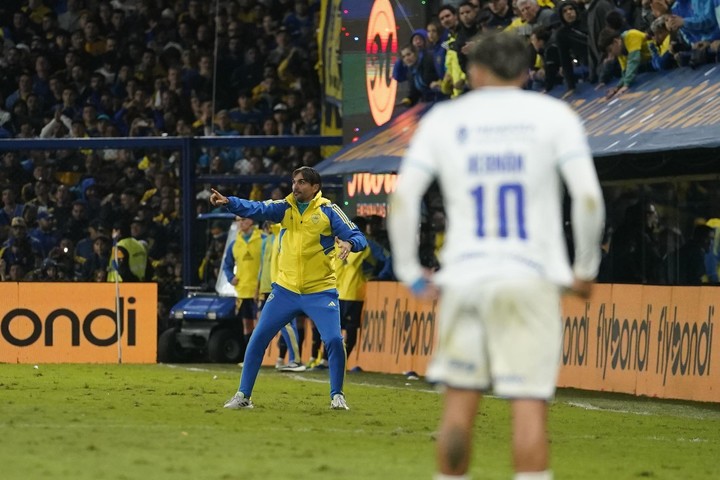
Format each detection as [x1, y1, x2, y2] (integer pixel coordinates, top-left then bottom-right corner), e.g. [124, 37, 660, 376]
[211, 167, 367, 411]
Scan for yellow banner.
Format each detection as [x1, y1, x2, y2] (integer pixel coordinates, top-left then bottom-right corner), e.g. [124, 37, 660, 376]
[318, 0, 342, 156]
[0, 283, 157, 363]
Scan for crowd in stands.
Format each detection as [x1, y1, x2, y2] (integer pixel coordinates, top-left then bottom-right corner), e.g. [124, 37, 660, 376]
[1, 0, 718, 309]
[392, 1, 720, 284]
[0, 0, 326, 320]
[394, 0, 720, 103]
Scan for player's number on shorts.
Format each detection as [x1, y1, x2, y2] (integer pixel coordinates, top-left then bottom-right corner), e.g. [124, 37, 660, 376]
[471, 183, 527, 239]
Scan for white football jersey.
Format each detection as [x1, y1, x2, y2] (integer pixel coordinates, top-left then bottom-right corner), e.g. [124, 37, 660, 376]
[389, 87, 605, 287]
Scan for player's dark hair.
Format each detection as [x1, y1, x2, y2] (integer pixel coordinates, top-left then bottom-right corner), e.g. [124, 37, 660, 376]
[293, 166, 322, 189]
[467, 31, 530, 80]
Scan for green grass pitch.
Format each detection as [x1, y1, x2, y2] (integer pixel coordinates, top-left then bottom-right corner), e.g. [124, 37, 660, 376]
[1, 364, 719, 479]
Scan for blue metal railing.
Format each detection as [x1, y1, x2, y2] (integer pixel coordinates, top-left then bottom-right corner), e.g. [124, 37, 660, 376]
[0, 135, 343, 286]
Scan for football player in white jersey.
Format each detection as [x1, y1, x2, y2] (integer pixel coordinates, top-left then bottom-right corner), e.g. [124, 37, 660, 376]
[388, 32, 605, 480]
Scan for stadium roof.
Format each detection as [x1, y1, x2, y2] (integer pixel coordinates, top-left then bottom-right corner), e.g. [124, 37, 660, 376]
[316, 64, 720, 176]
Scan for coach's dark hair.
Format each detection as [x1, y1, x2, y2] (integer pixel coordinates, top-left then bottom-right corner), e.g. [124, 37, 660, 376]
[467, 31, 531, 80]
[293, 166, 322, 188]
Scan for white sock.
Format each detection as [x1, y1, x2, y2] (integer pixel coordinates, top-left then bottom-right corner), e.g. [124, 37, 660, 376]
[434, 474, 469, 480]
[514, 471, 552, 480]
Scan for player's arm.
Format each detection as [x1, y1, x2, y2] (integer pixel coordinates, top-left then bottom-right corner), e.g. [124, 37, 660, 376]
[387, 111, 439, 294]
[556, 109, 606, 296]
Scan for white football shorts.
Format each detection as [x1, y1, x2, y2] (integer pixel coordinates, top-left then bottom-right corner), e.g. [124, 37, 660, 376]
[426, 278, 562, 400]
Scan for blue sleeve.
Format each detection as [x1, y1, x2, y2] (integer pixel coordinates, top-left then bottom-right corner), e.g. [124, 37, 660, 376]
[367, 239, 392, 280]
[222, 241, 235, 282]
[258, 234, 268, 281]
[683, 0, 719, 35]
[226, 197, 288, 223]
[324, 204, 368, 252]
[392, 59, 408, 82]
[705, 251, 719, 282]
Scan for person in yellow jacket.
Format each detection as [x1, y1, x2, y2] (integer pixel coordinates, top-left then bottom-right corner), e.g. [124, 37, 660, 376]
[597, 27, 653, 99]
[212, 167, 367, 410]
[258, 220, 305, 372]
[107, 221, 149, 282]
[335, 216, 391, 357]
[222, 216, 265, 361]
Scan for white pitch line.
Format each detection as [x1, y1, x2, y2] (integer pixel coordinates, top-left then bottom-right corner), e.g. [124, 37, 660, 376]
[566, 401, 651, 415]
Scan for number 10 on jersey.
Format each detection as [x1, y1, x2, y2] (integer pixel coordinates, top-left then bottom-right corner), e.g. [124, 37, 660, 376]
[471, 183, 527, 239]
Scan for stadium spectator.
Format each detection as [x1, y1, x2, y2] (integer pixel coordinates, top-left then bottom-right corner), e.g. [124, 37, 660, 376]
[555, 0, 590, 93]
[425, 20, 448, 78]
[1, 216, 44, 277]
[515, 0, 557, 38]
[392, 28, 429, 83]
[214, 166, 368, 410]
[398, 44, 444, 106]
[388, 31, 604, 480]
[530, 25, 562, 92]
[485, 0, 516, 30]
[437, 4, 466, 97]
[455, 1, 481, 72]
[29, 210, 59, 257]
[586, 0, 617, 83]
[597, 27, 653, 98]
[648, 15, 677, 71]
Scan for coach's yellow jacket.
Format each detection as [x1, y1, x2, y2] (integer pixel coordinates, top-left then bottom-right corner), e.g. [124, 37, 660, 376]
[224, 191, 367, 294]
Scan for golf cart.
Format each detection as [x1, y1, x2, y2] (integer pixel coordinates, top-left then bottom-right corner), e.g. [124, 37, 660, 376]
[158, 212, 243, 363]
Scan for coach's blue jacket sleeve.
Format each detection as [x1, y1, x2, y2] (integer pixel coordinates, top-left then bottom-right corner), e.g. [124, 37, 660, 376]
[225, 197, 287, 223]
[325, 204, 367, 252]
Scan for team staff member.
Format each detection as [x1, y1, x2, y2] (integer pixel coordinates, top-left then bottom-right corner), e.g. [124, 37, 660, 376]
[212, 167, 367, 410]
[335, 216, 391, 358]
[107, 220, 149, 282]
[388, 32, 604, 480]
[222, 216, 265, 361]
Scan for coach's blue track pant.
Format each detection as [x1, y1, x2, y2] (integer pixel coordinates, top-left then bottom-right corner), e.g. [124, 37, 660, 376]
[239, 284, 346, 398]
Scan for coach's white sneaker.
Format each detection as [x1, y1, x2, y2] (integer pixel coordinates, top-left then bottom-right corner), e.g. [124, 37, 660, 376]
[330, 393, 349, 410]
[223, 392, 253, 409]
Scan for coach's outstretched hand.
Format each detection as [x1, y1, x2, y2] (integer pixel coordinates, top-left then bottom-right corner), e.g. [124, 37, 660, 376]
[209, 188, 229, 207]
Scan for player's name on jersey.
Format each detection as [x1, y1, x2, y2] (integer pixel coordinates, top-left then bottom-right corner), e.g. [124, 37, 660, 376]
[468, 153, 524, 173]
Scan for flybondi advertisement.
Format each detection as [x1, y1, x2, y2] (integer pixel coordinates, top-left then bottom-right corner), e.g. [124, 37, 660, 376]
[0, 283, 157, 363]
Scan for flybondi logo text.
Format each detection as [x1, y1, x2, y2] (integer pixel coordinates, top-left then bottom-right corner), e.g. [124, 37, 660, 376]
[365, 0, 397, 126]
[1, 297, 138, 347]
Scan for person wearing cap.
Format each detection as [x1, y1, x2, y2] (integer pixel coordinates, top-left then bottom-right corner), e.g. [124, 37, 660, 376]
[0, 217, 44, 278]
[79, 233, 111, 281]
[272, 102, 292, 134]
[30, 210, 60, 257]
